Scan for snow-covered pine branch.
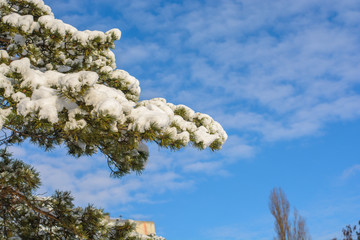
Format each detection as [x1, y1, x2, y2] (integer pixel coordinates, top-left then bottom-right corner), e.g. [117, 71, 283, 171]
[0, 0, 227, 177]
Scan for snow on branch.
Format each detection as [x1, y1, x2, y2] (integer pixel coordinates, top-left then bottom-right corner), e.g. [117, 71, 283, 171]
[0, 0, 227, 176]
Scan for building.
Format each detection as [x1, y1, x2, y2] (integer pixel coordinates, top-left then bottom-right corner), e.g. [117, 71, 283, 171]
[104, 216, 163, 239]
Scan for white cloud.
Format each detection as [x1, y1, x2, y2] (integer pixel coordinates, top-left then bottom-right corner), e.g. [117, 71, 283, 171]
[6, 144, 199, 209]
[116, 41, 170, 67]
[45, 0, 360, 145]
[7, 145, 27, 158]
[183, 161, 227, 175]
[122, 0, 360, 142]
[13, 1, 360, 236]
[305, 195, 360, 239]
[30, 0, 359, 203]
[341, 164, 360, 181]
[128, 213, 153, 221]
[204, 217, 273, 240]
[4, 135, 254, 212]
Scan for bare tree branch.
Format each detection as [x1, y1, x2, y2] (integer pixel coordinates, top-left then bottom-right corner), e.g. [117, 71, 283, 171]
[269, 187, 310, 240]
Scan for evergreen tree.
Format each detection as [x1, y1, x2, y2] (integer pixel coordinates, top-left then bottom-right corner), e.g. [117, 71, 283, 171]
[0, 0, 227, 238]
[0, 0, 227, 177]
[0, 148, 163, 239]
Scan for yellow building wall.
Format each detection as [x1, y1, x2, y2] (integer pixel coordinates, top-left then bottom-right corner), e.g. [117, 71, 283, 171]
[103, 216, 156, 236]
[134, 221, 156, 235]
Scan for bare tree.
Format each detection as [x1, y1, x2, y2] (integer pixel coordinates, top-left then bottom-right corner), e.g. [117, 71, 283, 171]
[269, 187, 291, 240]
[292, 208, 311, 240]
[269, 187, 311, 240]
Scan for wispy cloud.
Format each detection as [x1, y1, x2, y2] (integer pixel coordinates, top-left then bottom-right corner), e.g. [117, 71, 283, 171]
[11, 1, 360, 238]
[30, 0, 359, 209]
[183, 161, 227, 175]
[6, 136, 253, 213]
[108, 0, 360, 143]
[306, 195, 360, 240]
[46, 0, 360, 145]
[7, 144, 196, 208]
[341, 164, 360, 181]
[204, 216, 273, 240]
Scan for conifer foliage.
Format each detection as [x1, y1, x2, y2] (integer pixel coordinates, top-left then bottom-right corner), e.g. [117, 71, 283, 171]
[0, 0, 227, 238]
[0, 148, 158, 239]
[0, 0, 227, 177]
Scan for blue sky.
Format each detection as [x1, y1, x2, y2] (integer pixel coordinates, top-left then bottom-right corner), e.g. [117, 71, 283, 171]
[9, 0, 360, 239]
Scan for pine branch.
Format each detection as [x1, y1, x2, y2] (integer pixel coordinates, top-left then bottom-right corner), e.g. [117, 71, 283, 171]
[1, 185, 58, 221]
[0, 37, 10, 44]
[0, 185, 86, 238]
